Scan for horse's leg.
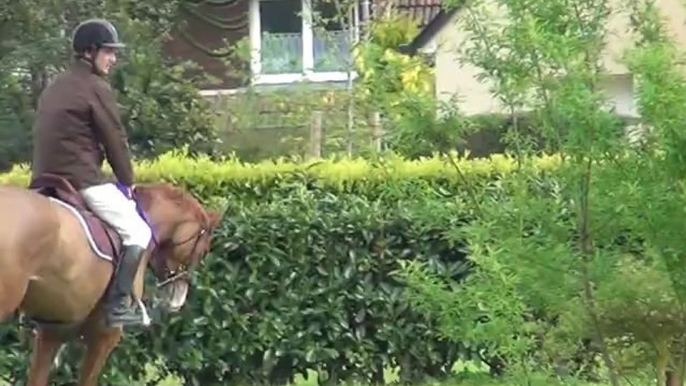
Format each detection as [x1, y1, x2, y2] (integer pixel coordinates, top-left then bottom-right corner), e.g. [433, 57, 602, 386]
[0, 267, 30, 321]
[77, 327, 123, 386]
[26, 328, 65, 386]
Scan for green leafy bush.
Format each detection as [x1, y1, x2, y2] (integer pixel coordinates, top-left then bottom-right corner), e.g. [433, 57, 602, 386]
[395, 0, 686, 385]
[0, 151, 559, 385]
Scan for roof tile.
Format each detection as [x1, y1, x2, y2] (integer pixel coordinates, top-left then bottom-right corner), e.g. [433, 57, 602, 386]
[374, 0, 442, 28]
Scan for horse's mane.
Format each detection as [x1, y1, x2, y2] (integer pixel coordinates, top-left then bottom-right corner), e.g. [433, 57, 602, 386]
[136, 182, 208, 225]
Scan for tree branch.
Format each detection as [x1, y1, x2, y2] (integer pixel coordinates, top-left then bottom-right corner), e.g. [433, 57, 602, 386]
[578, 156, 621, 386]
[180, 3, 249, 31]
[185, 0, 241, 7]
[175, 25, 240, 58]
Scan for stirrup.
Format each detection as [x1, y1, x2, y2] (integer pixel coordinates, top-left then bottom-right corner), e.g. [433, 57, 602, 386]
[104, 299, 151, 328]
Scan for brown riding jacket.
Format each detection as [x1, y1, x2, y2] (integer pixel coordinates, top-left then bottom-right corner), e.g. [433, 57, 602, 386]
[30, 58, 134, 191]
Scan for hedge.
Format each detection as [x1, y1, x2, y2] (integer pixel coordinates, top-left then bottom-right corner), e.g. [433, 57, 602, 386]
[0, 150, 561, 386]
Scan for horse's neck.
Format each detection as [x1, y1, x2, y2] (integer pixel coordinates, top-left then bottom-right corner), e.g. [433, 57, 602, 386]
[136, 185, 180, 244]
[143, 209, 175, 244]
[137, 200, 173, 244]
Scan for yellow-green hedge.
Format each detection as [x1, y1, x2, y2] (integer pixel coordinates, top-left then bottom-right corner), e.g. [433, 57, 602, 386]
[0, 149, 563, 189]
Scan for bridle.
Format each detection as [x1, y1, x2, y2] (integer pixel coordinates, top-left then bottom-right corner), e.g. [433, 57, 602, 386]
[150, 225, 208, 289]
[131, 187, 214, 290]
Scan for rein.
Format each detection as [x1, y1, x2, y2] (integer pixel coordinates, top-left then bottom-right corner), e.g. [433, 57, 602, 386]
[129, 186, 209, 289]
[152, 227, 206, 288]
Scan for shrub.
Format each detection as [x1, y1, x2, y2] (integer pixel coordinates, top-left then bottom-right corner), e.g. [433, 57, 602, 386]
[0, 151, 560, 386]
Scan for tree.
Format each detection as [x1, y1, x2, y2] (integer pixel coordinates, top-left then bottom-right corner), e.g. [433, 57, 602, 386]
[396, 0, 686, 385]
[0, 0, 222, 170]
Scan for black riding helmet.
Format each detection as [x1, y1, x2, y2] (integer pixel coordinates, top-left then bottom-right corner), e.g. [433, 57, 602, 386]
[72, 19, 126, 54]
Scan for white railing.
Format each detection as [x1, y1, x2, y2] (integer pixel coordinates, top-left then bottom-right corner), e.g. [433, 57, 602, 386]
[261, 32, 303, 74]
[313, 29, 352, 72]
[260, 30, 352, 74]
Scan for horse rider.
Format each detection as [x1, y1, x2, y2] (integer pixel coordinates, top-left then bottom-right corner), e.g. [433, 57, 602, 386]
[29, 19, 152, 328]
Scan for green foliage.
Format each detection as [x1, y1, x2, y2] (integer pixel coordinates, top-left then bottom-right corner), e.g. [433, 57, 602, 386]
[0, 150, 559, 386]
[0, 0, 221, 168]
[213, 8, 469, 161]
[351, 12, 454, 157]
[353, 12, 427, 106]
[0, 72, 33, 171]
[396, 0, 686, 386]
[159, 184, 469, 385]
[110, 50, 221, 158]
[384, 94, 476, 159]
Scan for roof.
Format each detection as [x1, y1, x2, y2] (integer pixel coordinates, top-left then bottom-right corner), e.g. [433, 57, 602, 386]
[391, 0, 443, 28]
[397, 1, 463, 55]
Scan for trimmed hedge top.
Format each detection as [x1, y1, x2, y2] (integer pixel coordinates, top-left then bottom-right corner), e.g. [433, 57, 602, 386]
[0, 149, 563, 188]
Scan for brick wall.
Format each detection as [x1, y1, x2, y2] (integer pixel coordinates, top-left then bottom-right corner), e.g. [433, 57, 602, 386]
[162, 0, 251, 90]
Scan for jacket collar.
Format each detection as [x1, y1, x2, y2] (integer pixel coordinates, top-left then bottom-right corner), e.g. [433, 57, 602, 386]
[71, 58, 101, 77]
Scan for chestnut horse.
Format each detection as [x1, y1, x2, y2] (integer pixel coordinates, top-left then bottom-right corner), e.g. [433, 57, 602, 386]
[0, 174, 222, 386]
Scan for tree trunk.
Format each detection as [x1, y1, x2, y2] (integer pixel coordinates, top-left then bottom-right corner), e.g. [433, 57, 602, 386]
[666, 370, 681, 386]
[308, 110, 323, 159]
[657, 341, 669, 386]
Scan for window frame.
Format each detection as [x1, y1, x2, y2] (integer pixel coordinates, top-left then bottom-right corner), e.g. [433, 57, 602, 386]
[248, 0, 360, 84]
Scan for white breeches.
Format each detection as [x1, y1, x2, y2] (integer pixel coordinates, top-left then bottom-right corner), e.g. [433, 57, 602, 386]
[79, 183, 152, 248]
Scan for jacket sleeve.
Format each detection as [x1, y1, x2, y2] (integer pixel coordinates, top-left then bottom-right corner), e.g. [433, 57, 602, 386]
[90, 80, 135, 186]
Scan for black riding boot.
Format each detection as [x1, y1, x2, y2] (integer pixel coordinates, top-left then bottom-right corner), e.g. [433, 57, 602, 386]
[104, 245, 147, 328]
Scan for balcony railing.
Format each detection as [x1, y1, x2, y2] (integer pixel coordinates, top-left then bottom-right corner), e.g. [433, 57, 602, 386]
[261, 32, 303, 74]
[260, 30, 352, 74]
[314, 29, 352, 72]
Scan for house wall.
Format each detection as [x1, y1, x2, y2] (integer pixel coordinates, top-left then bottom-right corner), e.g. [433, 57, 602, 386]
[426, 4, 504, 116]
[425, 0, 686, 118]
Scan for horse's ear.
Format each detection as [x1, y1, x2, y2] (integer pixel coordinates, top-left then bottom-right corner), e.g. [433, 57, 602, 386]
[207, 210, 222, 229]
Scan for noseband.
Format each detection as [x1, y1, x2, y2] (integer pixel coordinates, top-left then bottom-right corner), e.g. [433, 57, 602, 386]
[151, 226, 207, 289]
[130, 188, 211, 290]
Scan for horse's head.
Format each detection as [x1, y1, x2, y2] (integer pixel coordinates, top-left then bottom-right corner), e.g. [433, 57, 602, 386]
[134, 183, 222, 312]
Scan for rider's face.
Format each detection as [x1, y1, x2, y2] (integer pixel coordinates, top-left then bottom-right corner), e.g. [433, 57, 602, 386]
[94, 47, 117, 75]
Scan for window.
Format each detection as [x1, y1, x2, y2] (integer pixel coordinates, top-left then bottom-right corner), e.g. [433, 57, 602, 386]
[259, 0, 303, 74]
[249, 0, 361, 84]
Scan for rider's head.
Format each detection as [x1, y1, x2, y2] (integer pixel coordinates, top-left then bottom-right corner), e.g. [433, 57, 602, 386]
[71, 19, 125, 76]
